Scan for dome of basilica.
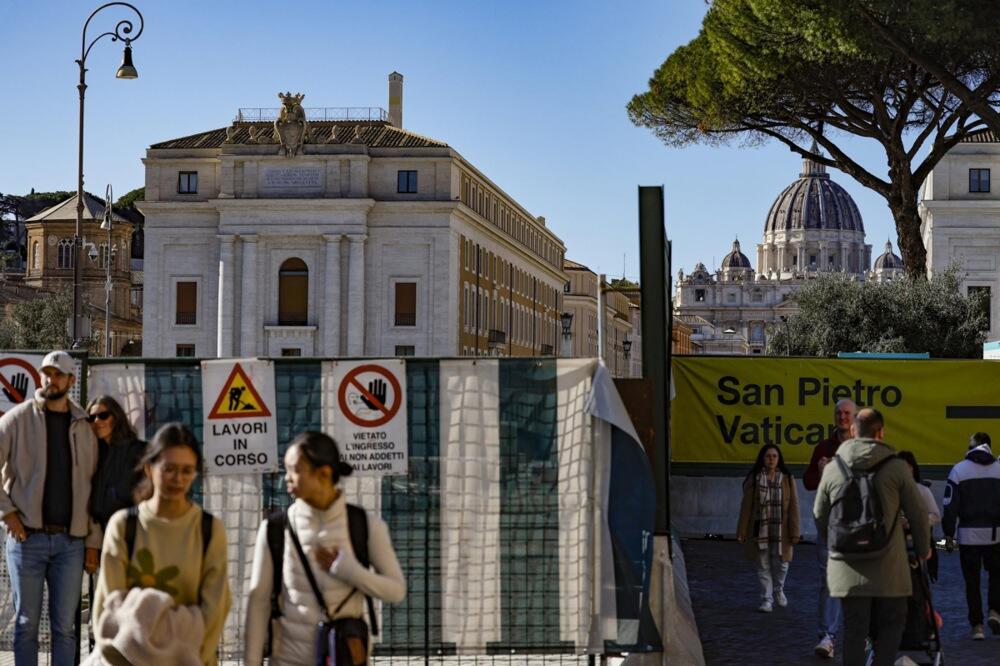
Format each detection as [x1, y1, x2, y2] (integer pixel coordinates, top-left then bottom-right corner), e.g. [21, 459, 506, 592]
[721, 239, 752, 269]
[873, 240, 904, 270]
[763, 151, 864, 234]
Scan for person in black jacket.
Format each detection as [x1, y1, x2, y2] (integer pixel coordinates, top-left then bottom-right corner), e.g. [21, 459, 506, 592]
[943, 432, 1000, 640]
[86, 396, 146, 531]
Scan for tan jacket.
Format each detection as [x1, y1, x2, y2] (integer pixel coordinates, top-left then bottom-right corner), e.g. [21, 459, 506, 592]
[737, 472, 801, 562]
[0, 390, 102, 548]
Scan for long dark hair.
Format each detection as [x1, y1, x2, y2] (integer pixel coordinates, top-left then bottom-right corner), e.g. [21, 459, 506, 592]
[745, 444, 792, 484]
[86, 395, 137, 446]
[133, 423, 203, 502]
[290, 431, 353, 484]
[897, 450, 922, 482]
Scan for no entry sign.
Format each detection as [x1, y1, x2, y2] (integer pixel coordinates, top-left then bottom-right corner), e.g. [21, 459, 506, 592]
[330, 360, 408, 476]
[0, 355, 42, 416]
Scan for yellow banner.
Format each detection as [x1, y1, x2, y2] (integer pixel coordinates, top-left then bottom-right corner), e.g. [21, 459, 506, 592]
[671, 356, 1000, 465]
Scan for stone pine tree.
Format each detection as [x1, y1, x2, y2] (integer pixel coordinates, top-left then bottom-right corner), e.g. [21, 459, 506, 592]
[766, 269, 989, 358]
[627, 0, 1000, 277]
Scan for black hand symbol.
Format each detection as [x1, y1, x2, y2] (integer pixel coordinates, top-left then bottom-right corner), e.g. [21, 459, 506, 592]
[2, 373, 29, 403]
[361, 379, 387, 411]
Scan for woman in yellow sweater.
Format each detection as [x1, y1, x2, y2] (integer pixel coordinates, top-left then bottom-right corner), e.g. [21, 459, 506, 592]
[91, 423, 232, 665]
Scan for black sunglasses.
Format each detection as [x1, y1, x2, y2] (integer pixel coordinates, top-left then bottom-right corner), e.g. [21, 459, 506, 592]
[87, 411, 112, 423]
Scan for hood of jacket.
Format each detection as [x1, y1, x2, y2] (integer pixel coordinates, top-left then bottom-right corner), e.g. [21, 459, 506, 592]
[966, 443, 996, 465]
[836, 437, 895, 471]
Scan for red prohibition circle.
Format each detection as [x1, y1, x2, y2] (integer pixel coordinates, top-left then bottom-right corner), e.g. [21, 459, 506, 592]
[0, 358, 42, 415]
[337, 364, 403, 428]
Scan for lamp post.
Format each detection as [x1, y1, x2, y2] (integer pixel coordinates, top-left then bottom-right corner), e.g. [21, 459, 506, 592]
[72, 3, 143, 348]
[101, 184, 115, 356]
[623, 334, 632, 375]
[560, 311, 574, 358]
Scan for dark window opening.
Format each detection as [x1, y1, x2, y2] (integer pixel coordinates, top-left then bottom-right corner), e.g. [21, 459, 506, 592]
[397, 170, 417, 194]
[178, 171, 198, 194]
[278, 258, 308, 325]
[394, 282, 416, 326]
[281, 348, 302, 357]
[395, 345, 416, 357]
[176, 344, 195, 357]
[175, 282, 197, 325]
[695, 289, 706, 302]
[970, 168, 991, 193]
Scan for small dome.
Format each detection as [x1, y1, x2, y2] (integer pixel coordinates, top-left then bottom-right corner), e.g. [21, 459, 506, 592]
[721, 238, 752, 269]
[764, 144, 865, 234]
[873, 240, 904, 270]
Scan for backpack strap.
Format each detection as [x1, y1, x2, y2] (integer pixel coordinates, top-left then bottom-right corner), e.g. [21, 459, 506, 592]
[347, 503, 379, 636]
[264, 509, 287, 657]
[124, 505, 139, 561]
[201, 510, 214, 557]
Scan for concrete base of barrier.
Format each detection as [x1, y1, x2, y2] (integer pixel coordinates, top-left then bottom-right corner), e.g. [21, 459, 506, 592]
[669, 475, 947, 541]
[623, 535, 706, 666]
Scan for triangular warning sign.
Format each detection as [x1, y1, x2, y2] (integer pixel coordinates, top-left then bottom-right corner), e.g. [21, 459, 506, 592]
[208, 363, 271, 419]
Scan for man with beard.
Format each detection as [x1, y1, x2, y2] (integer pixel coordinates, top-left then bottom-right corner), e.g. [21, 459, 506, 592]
[0, 351, 101, 665]
[803, 398, 857, 660]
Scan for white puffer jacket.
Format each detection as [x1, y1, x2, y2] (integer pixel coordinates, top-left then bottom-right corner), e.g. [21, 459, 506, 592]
[244, 496, 406, 666]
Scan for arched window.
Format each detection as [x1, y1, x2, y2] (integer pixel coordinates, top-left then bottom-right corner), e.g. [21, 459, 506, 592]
[278, 257, 308, 325]
[57, 239, 74, 269]
[32, 241, 39, 270]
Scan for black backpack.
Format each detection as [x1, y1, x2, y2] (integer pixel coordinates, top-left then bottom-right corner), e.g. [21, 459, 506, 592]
[828, 454, 899, 560]
[124, 505, 214, 560]
[264, 504, 378, 656]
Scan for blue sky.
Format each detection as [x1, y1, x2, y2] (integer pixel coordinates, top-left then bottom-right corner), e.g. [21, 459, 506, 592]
[0, 0, 899, 278]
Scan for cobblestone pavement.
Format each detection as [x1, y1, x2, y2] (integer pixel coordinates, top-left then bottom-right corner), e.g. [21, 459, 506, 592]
[683, 538, 998, 665]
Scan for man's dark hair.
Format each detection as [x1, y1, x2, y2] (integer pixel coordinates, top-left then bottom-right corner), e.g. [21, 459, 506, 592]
[970, 432, 992, 449]
[854, 408, 884, 438]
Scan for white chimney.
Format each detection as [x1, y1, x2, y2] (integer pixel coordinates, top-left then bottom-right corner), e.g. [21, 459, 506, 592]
[388, 71, 403, 128]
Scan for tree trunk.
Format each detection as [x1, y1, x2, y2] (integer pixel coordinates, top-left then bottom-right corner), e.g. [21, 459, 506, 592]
[887, 180, 927, 279]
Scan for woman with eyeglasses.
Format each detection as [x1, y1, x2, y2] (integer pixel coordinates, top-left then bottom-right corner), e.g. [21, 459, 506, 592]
[87, 395, 147, 531]
[91, 423, 231, 665]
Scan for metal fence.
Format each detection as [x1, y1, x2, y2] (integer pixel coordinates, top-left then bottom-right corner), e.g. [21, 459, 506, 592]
[0, 356, 640, 664]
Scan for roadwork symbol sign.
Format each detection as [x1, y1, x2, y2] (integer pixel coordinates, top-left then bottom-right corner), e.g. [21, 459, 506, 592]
[208, 363, 272, 419]
[329, 360, 408, 476]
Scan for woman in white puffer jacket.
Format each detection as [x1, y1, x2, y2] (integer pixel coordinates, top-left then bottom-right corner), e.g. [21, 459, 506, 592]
[243, 431, 406, 665]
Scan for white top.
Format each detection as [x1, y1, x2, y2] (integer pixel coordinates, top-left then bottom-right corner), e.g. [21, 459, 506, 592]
[917, 483, 941, 527]
[243, 496, 406, 665]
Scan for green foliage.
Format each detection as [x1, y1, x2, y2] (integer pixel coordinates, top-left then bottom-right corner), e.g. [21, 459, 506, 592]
[0, 287, 97, 353]
[115, 187, 144, 211]
[766, 269, 988, 358]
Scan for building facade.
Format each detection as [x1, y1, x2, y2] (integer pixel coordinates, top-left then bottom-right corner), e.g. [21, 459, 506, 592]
[561, 261, 639, 377]
[674, 151, 887, 353]
[921, 131, 1000, 338]
[139, 75, 566, 358]
[23, 193, 142, 355]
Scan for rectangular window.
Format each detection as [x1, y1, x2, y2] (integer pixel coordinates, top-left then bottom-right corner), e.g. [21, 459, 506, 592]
[394, 282, 417, 326]
[969, 285, 992, 330]
[395, 345, 416, 357]
[178, 171, 198, 194]
[175, 281, 197, 325]
[176, 344, 195, 357]
[695, 289, 706, 302]
[281, 348, 302, 357]
[970, 168, 991, 193]
[397, 170, 418, 193]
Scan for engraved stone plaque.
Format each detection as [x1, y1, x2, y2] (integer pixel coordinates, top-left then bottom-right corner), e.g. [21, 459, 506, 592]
[261, 166, 323, 194]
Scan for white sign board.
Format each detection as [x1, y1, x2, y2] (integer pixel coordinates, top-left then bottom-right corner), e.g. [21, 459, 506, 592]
[0, 353, 43, 416]
[330, 360, 408, 476]
[201, 359, 278, 474]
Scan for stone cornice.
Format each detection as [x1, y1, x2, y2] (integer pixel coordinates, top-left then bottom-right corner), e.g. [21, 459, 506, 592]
[212, 198, 376, 214]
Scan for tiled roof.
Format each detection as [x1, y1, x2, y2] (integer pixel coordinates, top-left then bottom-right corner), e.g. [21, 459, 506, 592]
[25, 193, 131, 224]
[962, 130, 1000, 143]
[150, 121, 448, 150]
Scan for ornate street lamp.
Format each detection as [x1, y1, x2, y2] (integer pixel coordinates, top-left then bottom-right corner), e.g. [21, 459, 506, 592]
[623, 334, 632, 360]
[72, 3, 143, 348]
[559, 311, 574, 358]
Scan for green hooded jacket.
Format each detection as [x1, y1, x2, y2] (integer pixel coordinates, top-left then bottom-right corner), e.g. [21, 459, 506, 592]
[813, 437, 930, 598]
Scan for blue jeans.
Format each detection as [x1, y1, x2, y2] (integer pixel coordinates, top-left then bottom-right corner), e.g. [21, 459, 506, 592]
[5, 532, 85, 666]
[816, 532, 842, 641]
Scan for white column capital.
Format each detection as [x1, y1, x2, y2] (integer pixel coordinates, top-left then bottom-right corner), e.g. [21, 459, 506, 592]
[349, 234, 368, 244]
[323, 233, 344, 244]
[240, 234, 259, 244]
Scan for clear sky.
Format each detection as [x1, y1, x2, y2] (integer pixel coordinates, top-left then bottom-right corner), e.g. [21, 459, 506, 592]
[0, 0, 899, 279]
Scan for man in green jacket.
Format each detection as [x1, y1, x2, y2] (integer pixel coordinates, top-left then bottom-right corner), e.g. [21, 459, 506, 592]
[814, 408, 931, 666]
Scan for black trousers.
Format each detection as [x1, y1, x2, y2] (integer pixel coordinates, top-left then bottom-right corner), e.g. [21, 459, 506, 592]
[842, 596, 907, 666]
[959, 543, 1000, 627]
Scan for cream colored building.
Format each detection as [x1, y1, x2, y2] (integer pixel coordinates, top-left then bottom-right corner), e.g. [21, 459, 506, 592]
[139, 74, 566, 358]
[562, 260, 638, 377]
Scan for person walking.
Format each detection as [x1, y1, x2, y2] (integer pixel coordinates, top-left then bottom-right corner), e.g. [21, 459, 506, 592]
[737, 443, 801, 612]
[0, 350, 102, 665]
[91, 423, 231, 666]
[244, 431, 406, 665]
[942, 432, 1000, 640]
[814, 408, 931, 666]
[803, 398, 856, 659]
[87, 395, 146, 531]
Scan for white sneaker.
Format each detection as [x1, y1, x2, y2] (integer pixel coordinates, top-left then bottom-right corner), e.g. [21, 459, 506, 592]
[758, 600, 773, 613]
[989, 610, 1000, 635]
[814, 636, 835, 659]
[972, 624, 985, 640]
[775, 591, 787, 607]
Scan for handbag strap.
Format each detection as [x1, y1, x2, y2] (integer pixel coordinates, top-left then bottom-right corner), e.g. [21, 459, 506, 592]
[286, 516, 362, 622]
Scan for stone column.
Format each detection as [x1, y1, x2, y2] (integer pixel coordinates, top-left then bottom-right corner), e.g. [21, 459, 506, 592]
[796, 244, 805, 271]
[323, 234, 342, 356]
[818, 242, 828, 270]
[240, 235, 259, 356]
[217, 235, 236, 357]
[346, 234, 367, 355]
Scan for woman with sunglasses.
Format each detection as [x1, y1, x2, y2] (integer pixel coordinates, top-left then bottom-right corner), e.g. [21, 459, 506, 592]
[87, 395, 147, 531]
[92, 423, 231, 665]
